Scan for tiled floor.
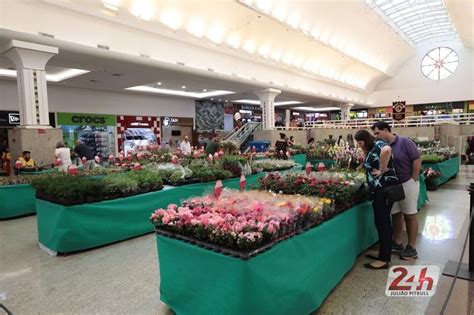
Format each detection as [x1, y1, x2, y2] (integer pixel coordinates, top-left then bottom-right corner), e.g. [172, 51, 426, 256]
[1, 169, 473, 314]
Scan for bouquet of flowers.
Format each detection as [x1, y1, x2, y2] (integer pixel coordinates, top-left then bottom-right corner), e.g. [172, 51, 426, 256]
[424, 168, 441, 181]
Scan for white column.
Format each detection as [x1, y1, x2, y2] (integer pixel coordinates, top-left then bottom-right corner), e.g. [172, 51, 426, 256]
[254, 88, 281, 130]
[340, 103, 354, 121]
[285, 109, 290, 128]
[2, 40, 58, 127]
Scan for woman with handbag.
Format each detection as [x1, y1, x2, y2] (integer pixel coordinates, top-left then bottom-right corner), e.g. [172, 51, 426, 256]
[355, 130, 400, 270]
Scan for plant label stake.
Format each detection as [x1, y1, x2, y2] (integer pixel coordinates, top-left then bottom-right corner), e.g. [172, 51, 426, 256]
[214, 180, 223, 199]
[95, 156, 101, 164]
[81, 157, 87, 165]
[54, 158, 62, 166]
[317, 162, 326, 172]
[108, 154, 115, 163]
[240, 174, 246, 191]
[67, 164, 79, 175]
[305, 162, 312, 175]
[15, 160, 22, 173]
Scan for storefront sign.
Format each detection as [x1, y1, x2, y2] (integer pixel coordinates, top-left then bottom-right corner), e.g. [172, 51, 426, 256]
[0, 111, 55, 127]
[162, 117, 193, 128]
[57, 112, 116, 126]
[392, 101, 406, 121]
[8, 113, 20, 125]
[241, 104, 261, 111]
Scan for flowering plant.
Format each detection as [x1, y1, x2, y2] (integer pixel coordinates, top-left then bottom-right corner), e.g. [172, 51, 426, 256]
[255, 171, 367, 212]
[251, 159, 296, 172]
[423, 168, 441, 181]
[306, 145, 338, 160]
[151, 190, 333, 256]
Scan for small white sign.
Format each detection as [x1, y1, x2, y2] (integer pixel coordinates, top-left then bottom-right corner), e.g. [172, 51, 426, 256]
[8, 113, 20, 125]
[386, 265, 439, 297]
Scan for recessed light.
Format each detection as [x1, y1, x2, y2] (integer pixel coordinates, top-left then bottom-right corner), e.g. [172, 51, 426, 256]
[202, 89, 207, 92]
[182, 85, 186, 89]
[225, 100, 228, 102]
[157, 82, 162, 85]
[210, 98, 214, 100]
[218, 99, 222, 101]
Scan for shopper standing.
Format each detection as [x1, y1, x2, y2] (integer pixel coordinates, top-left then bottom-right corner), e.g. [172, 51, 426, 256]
[55, 141, 72, 172]
[371, 121, 421, 260]
[355, 130, 398, 269]
[275, 133, 288, 160]
[179, 136, 192, 155]
[74, 140, 95, 170]
[336, 135, 345, 147]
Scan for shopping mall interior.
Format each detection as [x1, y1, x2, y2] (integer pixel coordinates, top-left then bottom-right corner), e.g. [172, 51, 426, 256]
[0, 0, 473, 314]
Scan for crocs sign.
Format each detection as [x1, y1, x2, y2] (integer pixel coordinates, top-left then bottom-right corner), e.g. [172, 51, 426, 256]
[57, 113, 116, 126]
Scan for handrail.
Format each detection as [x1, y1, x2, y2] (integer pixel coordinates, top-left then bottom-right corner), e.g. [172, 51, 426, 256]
[298, 113, 474, 129]
[224, 122, 261, 146]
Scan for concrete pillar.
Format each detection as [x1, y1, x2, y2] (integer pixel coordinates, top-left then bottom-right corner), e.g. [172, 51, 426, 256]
[2, 40, 58, 127]
[285, 109, 291, 128]
[254, 88, 281, 130]
[340, 103, 354, 121]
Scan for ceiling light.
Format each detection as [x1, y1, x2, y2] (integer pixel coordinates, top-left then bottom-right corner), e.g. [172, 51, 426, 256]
[202, 89, 207, 92]
[126, 86, 234, 99]
[287, 13, 300, 29]
[271, 50, 282, 62]
[0, 68, 90, 82]
[186, 18, 206, 38]
[256, 0, 272, 13]
[274, 101, 304, 106]
[233, 99, 260, 105]
[207, 25, 226, 44]
[271, 5, 286, 21]
[130, 0, 155, 21]
[242, 0, 254, 5]
[160, 8, 181, 30]
[292, 56, 304, 69]
[210, 98, 214, 100]
[226, 33, 241, 49]
[300, 22, 310, 34]
[258, 44, 271, 58]
[282, 52, 294, 65]
[243, 40, 256, 54]
[293, 107, 340, 112]
[182, 85, 186, 89]
[310, 27, 320, 39]
[102, 0, 120, 11]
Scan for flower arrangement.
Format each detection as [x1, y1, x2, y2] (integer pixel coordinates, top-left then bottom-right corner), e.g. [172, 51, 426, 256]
[255, 171, 367, 212]
[150, 190, 333, 258]
[251, 159, 296, 172]
[421, 154, 445, 164]
[306, 145, 338, 160]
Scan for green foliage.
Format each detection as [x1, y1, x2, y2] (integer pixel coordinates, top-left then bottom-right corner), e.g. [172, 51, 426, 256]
[421, 154, 445, 163]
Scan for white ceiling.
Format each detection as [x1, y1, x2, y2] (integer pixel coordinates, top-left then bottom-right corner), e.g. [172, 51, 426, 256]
[0, 0, 472, 110]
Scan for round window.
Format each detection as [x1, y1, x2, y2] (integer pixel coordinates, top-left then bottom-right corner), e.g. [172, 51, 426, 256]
[421, 47, 459, 80]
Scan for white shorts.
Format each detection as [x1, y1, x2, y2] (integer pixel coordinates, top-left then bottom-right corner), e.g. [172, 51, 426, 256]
[391, 178, 419, 215]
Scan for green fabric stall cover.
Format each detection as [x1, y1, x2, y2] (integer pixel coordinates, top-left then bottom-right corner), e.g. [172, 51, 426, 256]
[156, 201, 377, 315]
[0, 184, 36, 219]
[422, 156, 460, 187]
[418, 175, 429, 210]
[36, 173, 265, 253]
[291, 154, 306, 166]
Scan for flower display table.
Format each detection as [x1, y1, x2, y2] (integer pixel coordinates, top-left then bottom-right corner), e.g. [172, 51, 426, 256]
[0, 184, 36, 219]
[156, 201, 377, 315]
[36, 173, 265, 255]
[422, 156, 460, 187]
[291, 153, 306, 166]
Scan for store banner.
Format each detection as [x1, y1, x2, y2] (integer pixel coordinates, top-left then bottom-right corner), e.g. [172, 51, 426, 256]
[57, 112, 116, 126]
[0, 111, 56, 127]
[392, 101, 406, 121]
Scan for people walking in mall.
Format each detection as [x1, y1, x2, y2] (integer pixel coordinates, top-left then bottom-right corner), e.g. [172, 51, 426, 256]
[371, 121, 421, 260]
[179, 136, 192, 155]
[355, 130, 398, 269]
[275, 133, 288, 159]
[55, 141, 72, 172]
[74, 140, 95, 171]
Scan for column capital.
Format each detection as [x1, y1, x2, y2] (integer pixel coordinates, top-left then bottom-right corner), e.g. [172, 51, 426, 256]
[2, 40, 58, 70]
[254, 88, 281, 101]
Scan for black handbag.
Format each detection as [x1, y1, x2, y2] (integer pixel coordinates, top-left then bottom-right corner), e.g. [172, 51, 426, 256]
[382, 155, 405, 203]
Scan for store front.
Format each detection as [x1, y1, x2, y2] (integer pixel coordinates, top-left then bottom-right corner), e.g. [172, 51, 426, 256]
[413, 101, 466, 115]
[305, 112, 329, 122]
[57, 112, 116, 158]
[0, 110, 56, 142]
[116, 115, 161, 155]
[161, 117, 193, 149]
[234, 104, 262, 123]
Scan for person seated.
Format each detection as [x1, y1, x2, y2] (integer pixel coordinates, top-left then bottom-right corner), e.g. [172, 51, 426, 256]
[17, 151, 37, 171]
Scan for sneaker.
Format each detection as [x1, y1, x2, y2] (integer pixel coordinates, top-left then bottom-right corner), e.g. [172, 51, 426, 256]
[392, 241, 404, 253]
[400, 245, 418, 260]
